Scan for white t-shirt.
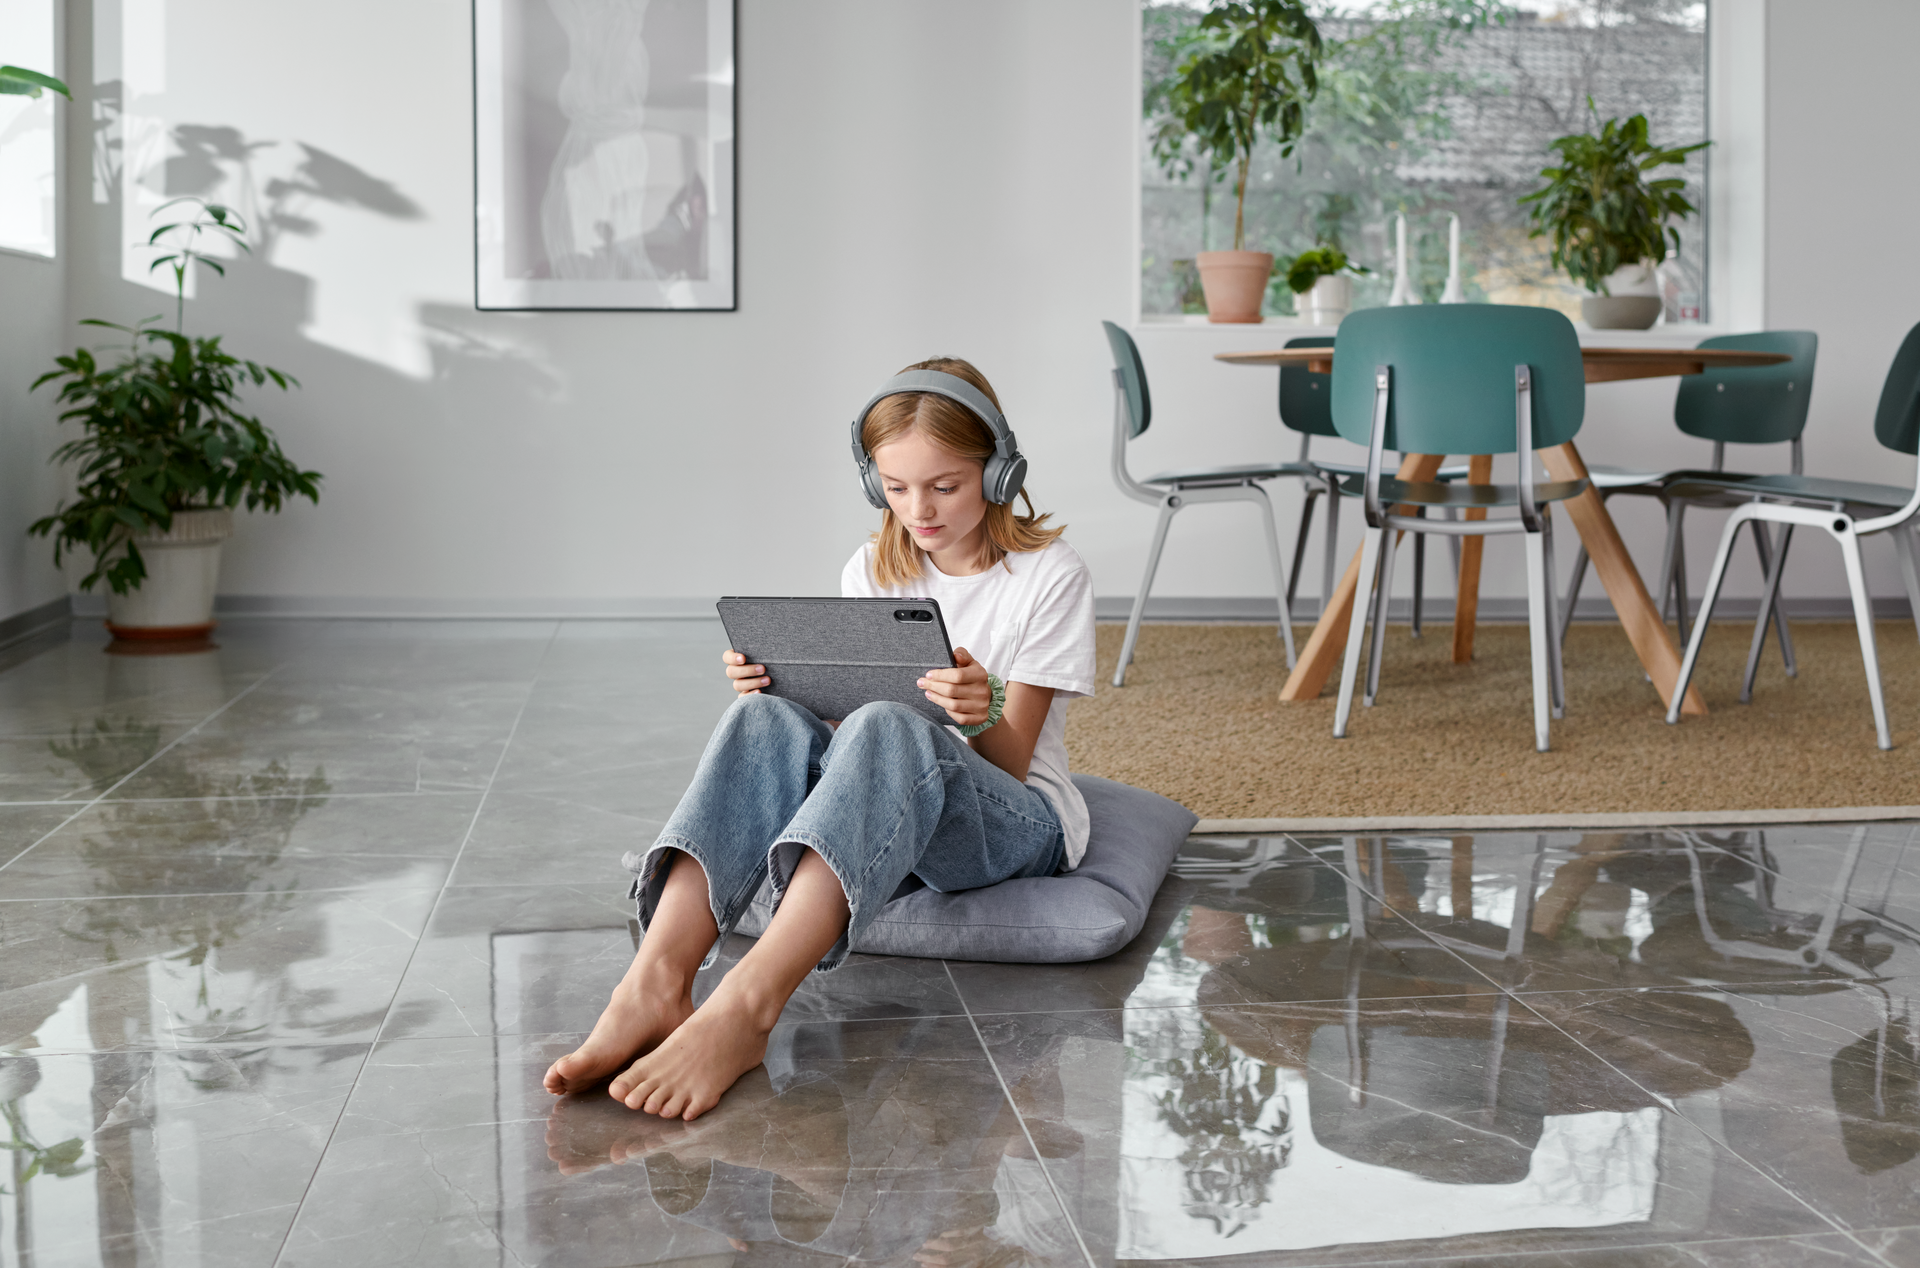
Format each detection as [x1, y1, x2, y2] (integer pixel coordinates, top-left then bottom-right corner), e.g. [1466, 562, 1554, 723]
[840, 538, 1098, 869]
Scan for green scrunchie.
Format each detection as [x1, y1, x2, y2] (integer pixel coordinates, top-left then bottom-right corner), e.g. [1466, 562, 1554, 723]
[955, 673, 1005, 737]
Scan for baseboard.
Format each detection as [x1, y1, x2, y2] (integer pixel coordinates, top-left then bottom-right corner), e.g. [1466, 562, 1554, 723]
[0, 595, 73, 646]
[1094, 594, 1918, 624]
[58, 592, 1917, 625]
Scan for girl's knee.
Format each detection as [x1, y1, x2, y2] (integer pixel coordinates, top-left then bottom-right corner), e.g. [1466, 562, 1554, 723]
[838, 700, 931, 739]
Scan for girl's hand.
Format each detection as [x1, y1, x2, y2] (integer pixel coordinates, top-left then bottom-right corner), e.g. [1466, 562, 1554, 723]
[918, 647, 992, 727]
[722, 649, 769, 695]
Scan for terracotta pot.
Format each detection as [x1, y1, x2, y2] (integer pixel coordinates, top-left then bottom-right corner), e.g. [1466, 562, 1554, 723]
[104, 507, 232, 640]
[1195, 251, 1273, 323]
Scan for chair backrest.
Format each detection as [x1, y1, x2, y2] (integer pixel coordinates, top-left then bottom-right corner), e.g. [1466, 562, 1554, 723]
[1875, 321, 1920, 456]
[1330, 305, 1585, 455]
[1673, 331, 1818, 446]
[1101, 320, 1151, 439]
[1278, 335, 1338, 437]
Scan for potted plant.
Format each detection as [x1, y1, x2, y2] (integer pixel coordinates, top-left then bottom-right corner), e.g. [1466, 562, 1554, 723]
[1149, 0, 1321, 323]
[1518, 103, 1707, 330]
[1282, 244, 1368, 326]
[30, 198, 321, 644]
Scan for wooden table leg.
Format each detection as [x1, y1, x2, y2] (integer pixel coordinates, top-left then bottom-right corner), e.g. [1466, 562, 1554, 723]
[1451, 454, 1494, 664]
[1542, 442, 1707, 716]
[1281, 453, 1446, 702]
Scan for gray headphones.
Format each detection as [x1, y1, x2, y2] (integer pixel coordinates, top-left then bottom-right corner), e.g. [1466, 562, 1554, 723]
[850, 369, 1028, 510]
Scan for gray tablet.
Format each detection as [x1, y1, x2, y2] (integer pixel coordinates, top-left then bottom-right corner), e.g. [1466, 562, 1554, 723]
[716, 597, 957, 726]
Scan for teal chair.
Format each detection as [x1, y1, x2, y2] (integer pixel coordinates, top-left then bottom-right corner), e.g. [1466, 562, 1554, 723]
[1103, 321, 1298, 686]
[1330, 305, 1588, 751]
[1665, 322, 1920, 749]
[1561, 332, 1819, 674]
[1279, 335, 1466, 631]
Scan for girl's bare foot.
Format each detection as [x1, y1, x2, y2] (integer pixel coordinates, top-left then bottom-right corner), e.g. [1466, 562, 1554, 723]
[543, 968, 696, 1095]
[609, 982, 780, 1120]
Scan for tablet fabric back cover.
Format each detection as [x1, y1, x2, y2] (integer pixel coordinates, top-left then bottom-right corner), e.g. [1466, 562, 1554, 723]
[717, 598, 955, 726]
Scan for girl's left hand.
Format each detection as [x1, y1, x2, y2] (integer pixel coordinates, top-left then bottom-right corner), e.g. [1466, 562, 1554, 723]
[918, 647, 992, 727]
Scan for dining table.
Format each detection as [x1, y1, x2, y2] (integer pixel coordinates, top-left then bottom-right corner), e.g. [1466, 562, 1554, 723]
[1215, 343, 1794, 715]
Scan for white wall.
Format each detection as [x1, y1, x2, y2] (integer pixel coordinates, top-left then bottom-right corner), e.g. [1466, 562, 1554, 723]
[22, 0, 1919, 622]
[0, 0, 70, 628]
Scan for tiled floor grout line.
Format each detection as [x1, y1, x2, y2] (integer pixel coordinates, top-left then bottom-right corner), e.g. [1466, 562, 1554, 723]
[267, 621, 564, 1268]
[942, 960, 1099, 1268]
[0, 668, 285, 878]
[1282, 833, 1901, 1268]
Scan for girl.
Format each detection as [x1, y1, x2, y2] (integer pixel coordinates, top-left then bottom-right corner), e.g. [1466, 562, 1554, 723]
[544, 357, 1096, 1121]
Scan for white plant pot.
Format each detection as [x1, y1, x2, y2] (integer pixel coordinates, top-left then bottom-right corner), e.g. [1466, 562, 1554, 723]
[104, 507, 232, 639]
[1303, 275, 1352, 327]
[1579, 260, 1663, 330]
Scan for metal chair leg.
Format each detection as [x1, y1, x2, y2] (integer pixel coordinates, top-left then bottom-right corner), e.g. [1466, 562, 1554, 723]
[1365, 526, 1399, 707]
[1748, 519, 1798, 677]
[1334, 525, 1386, 738]
[1323, 485, 1343, 617]
[1894, 522, 1920, 646]
[1524, 530, 1553, 752]
[1114, 498, 1178, 687]
[1560, 542, 1590, 660]
[1288, 487, 1321, 618]
[1411, 510, 1427, 639]
[1661, 500, 1692, 638]
[1542, 511, 1566, 718]
[1741, 522, 1796, 703]
[1667, 509, 1751, 727]
[1251, 485, 1299, 669]
[1837, 525, 1893, 750]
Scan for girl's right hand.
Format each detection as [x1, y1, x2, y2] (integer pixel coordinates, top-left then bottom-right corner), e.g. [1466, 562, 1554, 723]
[722, 649, 770, 695]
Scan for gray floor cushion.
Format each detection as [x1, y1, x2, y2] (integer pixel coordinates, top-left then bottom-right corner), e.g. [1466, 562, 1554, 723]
[733, 774, 1197, 963]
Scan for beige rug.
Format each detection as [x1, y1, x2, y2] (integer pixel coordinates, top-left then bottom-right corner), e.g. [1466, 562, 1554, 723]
[1063, 620, 1920, 824]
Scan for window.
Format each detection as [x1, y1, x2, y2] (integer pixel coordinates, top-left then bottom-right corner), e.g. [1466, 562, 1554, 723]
[0, 0, 59, 259]
[1140, 2, 1709, 323]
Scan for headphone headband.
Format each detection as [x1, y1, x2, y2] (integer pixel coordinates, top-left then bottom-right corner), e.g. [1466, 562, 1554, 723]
[849, 368, 1027, 509]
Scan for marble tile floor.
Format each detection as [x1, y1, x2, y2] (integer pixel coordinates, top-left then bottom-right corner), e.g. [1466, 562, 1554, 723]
[1, 618, 1918, 1266]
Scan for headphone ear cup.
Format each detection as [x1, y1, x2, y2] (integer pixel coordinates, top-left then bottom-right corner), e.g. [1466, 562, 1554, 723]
[860, 459, 889, 510]
[986, 454, 1027, 506]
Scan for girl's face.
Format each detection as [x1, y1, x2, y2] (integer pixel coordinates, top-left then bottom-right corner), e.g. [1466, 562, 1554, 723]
[872, 429, 989, 570]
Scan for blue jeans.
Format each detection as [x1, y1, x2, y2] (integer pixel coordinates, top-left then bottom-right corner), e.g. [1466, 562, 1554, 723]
[625, 694, 1065, 971]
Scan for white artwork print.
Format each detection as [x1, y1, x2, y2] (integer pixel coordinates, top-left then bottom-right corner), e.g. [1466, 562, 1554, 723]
[476, 0, 734, 309]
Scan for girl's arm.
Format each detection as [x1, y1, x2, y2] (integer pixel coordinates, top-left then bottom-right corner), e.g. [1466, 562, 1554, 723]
[918, 648, 1055, 782]
[967, 680, 1055, 782]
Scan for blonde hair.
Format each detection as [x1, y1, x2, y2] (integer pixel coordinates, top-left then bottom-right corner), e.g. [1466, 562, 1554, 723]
[862, 357, 1065, 589]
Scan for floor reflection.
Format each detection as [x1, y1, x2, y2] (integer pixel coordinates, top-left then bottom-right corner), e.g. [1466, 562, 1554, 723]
[3, 622, 1918, 1265]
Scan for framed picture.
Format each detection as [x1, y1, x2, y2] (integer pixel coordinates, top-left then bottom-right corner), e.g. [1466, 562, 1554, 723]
[473, 0, 736, 311]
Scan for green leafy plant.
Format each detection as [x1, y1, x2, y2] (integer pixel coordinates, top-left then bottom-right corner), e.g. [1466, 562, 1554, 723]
[1148, 0, 1322, 253]
[28, 200, 320, 595]
[146, 196, 251, 333]
[1282, 244, 1369, 293]
[0, 65, 69, 98]
[1518, 101, 1707, 294]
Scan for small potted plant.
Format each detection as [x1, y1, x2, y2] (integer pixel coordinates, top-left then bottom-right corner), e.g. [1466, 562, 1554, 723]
[1519, 103, 1707, 330]
[31, 198, 321, 645]
[1282, 244, 1368, 326]
[1149, 0, 1321, 323]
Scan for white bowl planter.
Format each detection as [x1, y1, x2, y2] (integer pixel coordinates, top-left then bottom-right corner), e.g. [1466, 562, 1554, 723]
[1580, 261, 1663, 330]
[105, 507, 232, 640]
[1303, 274, 1352, 326]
